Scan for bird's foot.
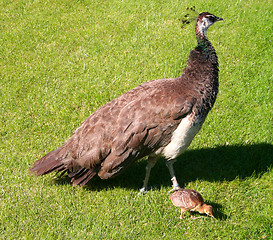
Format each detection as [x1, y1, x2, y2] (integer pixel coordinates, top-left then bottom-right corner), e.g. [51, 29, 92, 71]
[168, 184, 182, 193]
[138, 187, 148, 195]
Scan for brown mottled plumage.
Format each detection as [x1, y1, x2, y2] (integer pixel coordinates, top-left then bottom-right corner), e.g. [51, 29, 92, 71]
[170, 189, 215, 218]
[30, 12, 223, 192]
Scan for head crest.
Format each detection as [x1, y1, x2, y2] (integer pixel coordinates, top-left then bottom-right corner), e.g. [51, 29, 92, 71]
[179, 6, 198, 29]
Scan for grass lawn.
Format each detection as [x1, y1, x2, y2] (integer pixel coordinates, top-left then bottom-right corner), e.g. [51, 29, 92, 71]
[0, 0, 272, 239]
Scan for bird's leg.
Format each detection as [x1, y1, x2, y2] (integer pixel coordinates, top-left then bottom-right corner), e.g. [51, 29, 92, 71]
[189, 211, 202, 219]
[179, 209, 185, 219]
[138, 156, 158, 195]
[166, 160, 181, 193]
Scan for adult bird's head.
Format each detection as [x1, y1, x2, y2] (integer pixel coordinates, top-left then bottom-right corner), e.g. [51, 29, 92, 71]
[196, 12, 223, 38]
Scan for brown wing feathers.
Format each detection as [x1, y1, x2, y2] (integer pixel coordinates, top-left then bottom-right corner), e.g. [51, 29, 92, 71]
[68, 168, 97, 186]
[30, 78, 194, 185]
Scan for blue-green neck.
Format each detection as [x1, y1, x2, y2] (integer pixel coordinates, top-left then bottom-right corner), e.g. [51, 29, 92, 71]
[196, 34, 213, 53]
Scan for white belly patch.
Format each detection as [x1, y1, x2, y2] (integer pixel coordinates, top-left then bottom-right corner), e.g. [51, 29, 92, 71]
[162, 115, 202, 160]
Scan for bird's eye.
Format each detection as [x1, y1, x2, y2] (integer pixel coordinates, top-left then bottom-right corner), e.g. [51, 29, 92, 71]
[208, 16, 215, 22]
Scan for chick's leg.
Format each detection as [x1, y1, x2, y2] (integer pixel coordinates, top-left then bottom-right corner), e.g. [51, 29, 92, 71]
[180, 209, 186, 219]
[189, 211, 202, 219]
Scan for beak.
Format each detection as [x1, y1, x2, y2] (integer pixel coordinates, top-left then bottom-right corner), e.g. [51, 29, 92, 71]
[216, 16, 223, 21]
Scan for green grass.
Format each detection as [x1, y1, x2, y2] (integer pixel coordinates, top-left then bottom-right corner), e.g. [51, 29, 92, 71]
[1, 0, 272, 239]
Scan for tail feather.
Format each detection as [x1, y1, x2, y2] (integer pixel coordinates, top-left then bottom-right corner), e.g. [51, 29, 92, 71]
[30, 149, 66, 176]
[70, 168, 97, 186]
[30, 148, 97, 186]
[68, 167, 86, 178]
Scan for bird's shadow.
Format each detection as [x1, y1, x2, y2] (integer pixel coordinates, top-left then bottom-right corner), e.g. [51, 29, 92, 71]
[54, 143, 272, 192]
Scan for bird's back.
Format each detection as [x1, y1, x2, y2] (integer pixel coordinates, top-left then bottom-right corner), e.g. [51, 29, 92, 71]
[61, 77, 198, 178]
[170, 189, 204, 209]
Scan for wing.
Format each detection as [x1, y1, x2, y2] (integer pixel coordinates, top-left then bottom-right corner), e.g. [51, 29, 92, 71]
[189, 190, 204, 205]
[58, 78, 195, 182]
[97, 79, 195, 179]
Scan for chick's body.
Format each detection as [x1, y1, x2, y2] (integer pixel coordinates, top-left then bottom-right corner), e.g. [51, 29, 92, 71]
[170, 189, 214, 219]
